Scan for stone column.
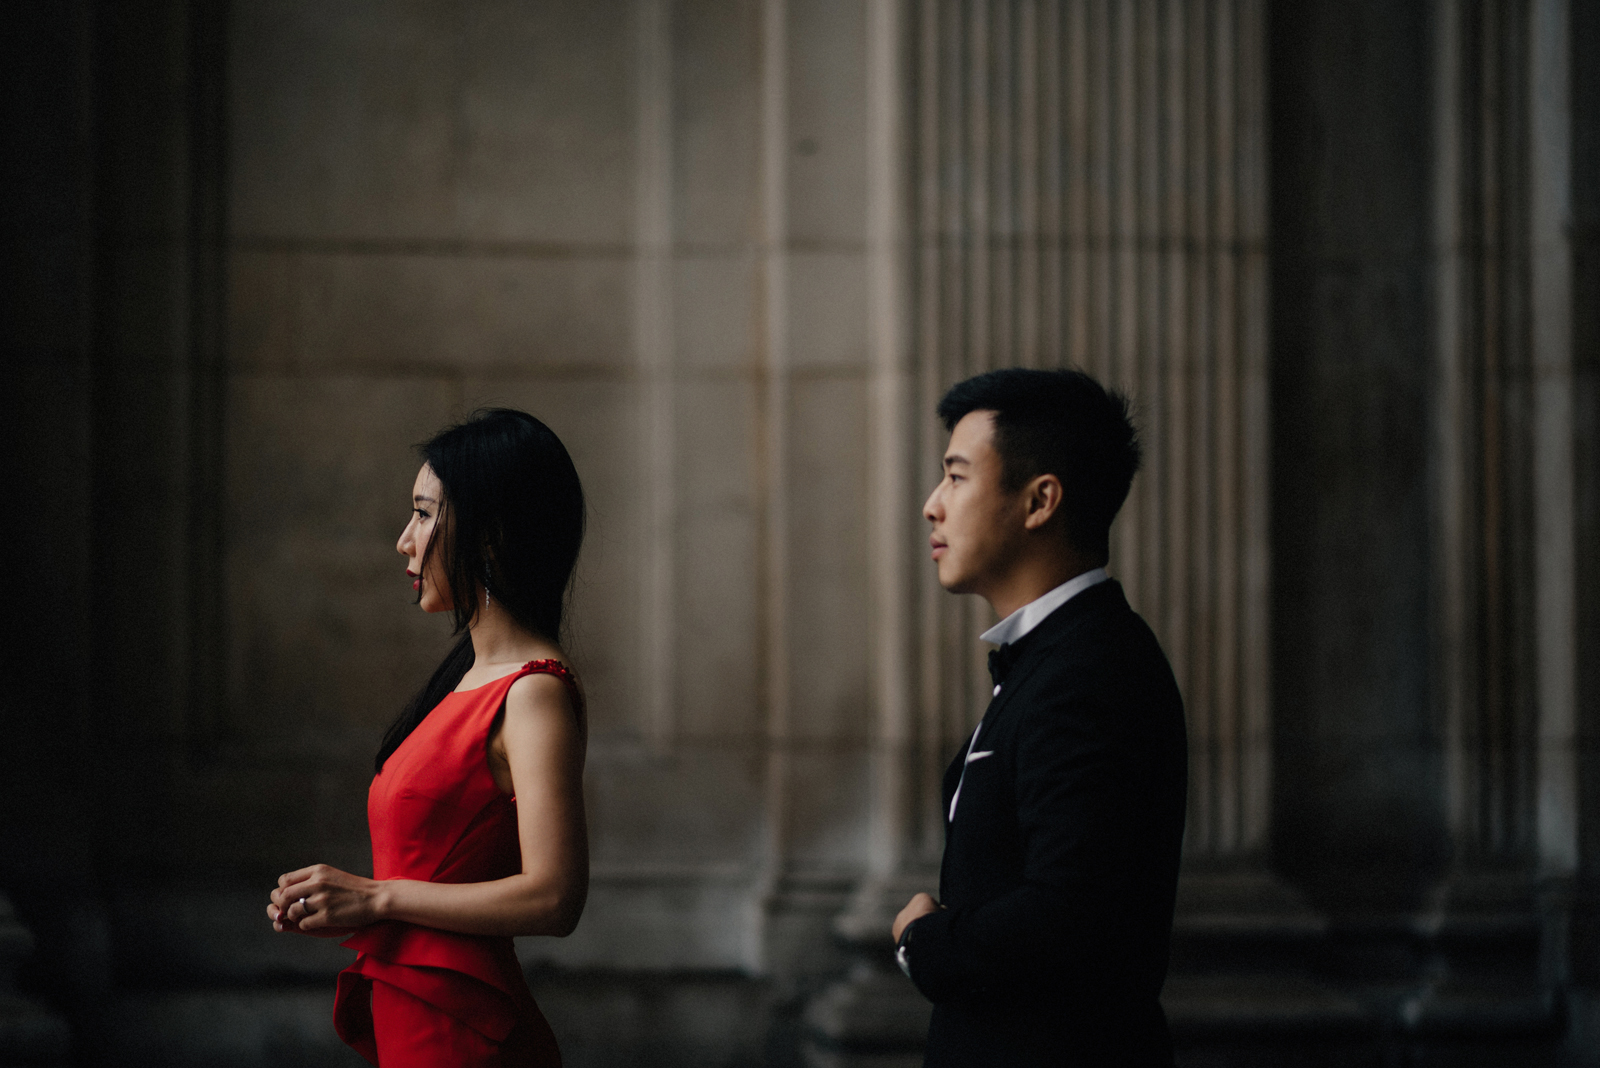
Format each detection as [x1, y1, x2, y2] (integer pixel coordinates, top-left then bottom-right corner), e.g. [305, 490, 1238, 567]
[907, 0, 1310, 947]
[808, 3, 1330, 1062]
[1417, 0, 1576, 1035]
[902, 0, 1278, 884]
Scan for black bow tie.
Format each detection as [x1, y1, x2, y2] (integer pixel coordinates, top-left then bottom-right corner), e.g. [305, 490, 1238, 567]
[987, 642, 1018, 688]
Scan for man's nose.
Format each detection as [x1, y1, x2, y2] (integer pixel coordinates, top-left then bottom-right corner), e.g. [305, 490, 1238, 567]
[922, 485, 941, 522]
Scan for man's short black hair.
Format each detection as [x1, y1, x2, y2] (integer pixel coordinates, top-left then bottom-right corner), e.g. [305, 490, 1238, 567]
[937, 367, 1141, 559]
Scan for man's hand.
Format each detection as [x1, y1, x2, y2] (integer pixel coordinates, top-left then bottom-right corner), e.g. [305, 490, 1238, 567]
[893, 892, 940, 943]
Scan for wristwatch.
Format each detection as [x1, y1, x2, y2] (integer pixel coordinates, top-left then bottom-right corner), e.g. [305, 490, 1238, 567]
[895, 921, 915, 977]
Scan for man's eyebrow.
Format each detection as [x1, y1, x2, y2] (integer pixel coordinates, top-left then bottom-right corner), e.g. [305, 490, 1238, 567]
[942, 454, 969, 468]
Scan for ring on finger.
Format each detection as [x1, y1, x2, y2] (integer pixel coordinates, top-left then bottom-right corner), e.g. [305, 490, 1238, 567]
[298, 896, 308, 913]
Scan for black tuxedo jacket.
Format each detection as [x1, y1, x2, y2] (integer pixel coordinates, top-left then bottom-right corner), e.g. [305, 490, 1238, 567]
[905, 579, 1187, 1067]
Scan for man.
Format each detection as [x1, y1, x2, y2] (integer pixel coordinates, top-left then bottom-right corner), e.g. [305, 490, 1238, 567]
[892, 368, 1187, 1066]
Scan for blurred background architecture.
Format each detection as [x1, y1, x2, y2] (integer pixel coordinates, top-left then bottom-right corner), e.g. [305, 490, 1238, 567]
[1, 0, 1596, 1064]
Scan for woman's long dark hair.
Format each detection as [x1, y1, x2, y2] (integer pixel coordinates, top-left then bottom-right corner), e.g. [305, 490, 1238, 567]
[375, 408, 586, 772]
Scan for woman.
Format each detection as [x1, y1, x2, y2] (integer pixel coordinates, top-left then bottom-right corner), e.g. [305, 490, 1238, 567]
[267, 408, 588, 1067]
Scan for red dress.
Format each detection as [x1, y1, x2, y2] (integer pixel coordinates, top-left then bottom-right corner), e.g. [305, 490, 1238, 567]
[334, 660, 579, 1067]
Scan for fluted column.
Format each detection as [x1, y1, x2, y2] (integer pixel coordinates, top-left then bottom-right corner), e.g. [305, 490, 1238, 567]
[1434, 0, 1541, 876]
[1431, 0, 1576, 879]
[1417, 0, 1575, 1030]
[909, 0, 1271, 872]
[809, 4, 1286, 1064]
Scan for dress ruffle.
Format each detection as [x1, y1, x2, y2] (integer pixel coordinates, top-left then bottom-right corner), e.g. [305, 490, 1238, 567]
[335, 922, 532, 1059]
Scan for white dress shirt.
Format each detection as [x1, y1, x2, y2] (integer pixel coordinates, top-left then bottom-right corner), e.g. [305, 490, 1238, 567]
[979, 566, 1110, 647]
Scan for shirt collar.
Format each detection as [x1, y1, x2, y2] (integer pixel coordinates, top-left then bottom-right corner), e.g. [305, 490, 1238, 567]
[979, 567, 1110, 646]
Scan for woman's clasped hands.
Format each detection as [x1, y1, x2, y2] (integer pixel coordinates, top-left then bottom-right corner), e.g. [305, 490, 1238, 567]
[267, 863, 379, 938]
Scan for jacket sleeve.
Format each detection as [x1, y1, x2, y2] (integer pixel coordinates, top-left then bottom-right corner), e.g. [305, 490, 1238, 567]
[906, 684, 1141, 1003]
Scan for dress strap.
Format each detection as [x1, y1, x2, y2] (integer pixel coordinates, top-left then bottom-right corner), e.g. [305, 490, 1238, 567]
[518, 659, 585, 719]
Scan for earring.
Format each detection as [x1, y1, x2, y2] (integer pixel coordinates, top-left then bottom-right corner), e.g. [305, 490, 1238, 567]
[484, 562, 493, 607]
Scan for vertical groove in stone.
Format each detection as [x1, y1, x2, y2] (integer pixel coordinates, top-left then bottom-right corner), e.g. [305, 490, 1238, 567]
[1066, 0, 1090, 366]
[756, 0, 792, 936]
[1489, 0, 1510, 856]
[1111, 0, 1140, 602]
[1435, 0, 1471, 852]
[1087, 0, 1112, 385]
[1039, 0, 1064, 369]
[633, 0, 676, 753]
[916, 0, 949, 859]
[1211, 0, 1240, 854]
[1136, 0, 1165, 683]
[1237, 0, 1270, 852]
[1161, 0, 1194, 851]
[1478, 0, 1508, 854]
[969, 0, 991, 376]
[939, 0, 959, 422]
[1434, 0, 1556, 870]
[1486, 0, 1511, 857]
[1197, 0, 1220, 857]
[1504, 0, 1537, 863]
[910, 0, 1269, 862]
[964, 0, 996, 728]
[941, 0, 972, 756]
[1183, 0, 1210, 855]
[1494, 0, 1521, 860]
[1018, 0, 1041, 369]
[1528, 0, 1576, 875]
[992, 0, 1015, 373]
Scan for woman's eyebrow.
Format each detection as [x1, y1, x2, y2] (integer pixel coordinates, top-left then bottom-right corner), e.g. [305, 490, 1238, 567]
[413, 495, 437, 504]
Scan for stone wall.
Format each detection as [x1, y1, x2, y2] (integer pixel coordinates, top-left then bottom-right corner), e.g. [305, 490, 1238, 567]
[217, 0, 885, 982]
[1, 1, 1597, 1065]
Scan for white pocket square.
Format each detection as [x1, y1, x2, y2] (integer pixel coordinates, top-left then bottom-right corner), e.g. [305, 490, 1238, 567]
[966, 750, 995, 763]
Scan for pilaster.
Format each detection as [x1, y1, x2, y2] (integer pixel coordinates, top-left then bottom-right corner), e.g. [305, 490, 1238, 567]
[1421, 0, 1574, 1041]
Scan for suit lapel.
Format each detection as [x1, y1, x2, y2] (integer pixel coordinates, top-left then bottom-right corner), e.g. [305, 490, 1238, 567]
[984, 579, 1125, 713]
[941, 580, 1129, 817]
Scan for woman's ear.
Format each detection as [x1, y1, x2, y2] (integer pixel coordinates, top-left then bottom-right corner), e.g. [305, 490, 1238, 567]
[1021, 474, 1064, 531]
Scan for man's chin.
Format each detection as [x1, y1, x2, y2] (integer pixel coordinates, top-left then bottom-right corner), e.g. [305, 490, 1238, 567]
[935, 565, 972, 595]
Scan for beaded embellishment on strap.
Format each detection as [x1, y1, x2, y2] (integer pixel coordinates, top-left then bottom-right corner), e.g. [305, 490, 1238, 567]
[521, 659, 585, 718]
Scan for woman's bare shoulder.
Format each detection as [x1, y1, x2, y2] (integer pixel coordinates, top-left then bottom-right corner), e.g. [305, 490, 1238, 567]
[503, 667, 578, 720]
